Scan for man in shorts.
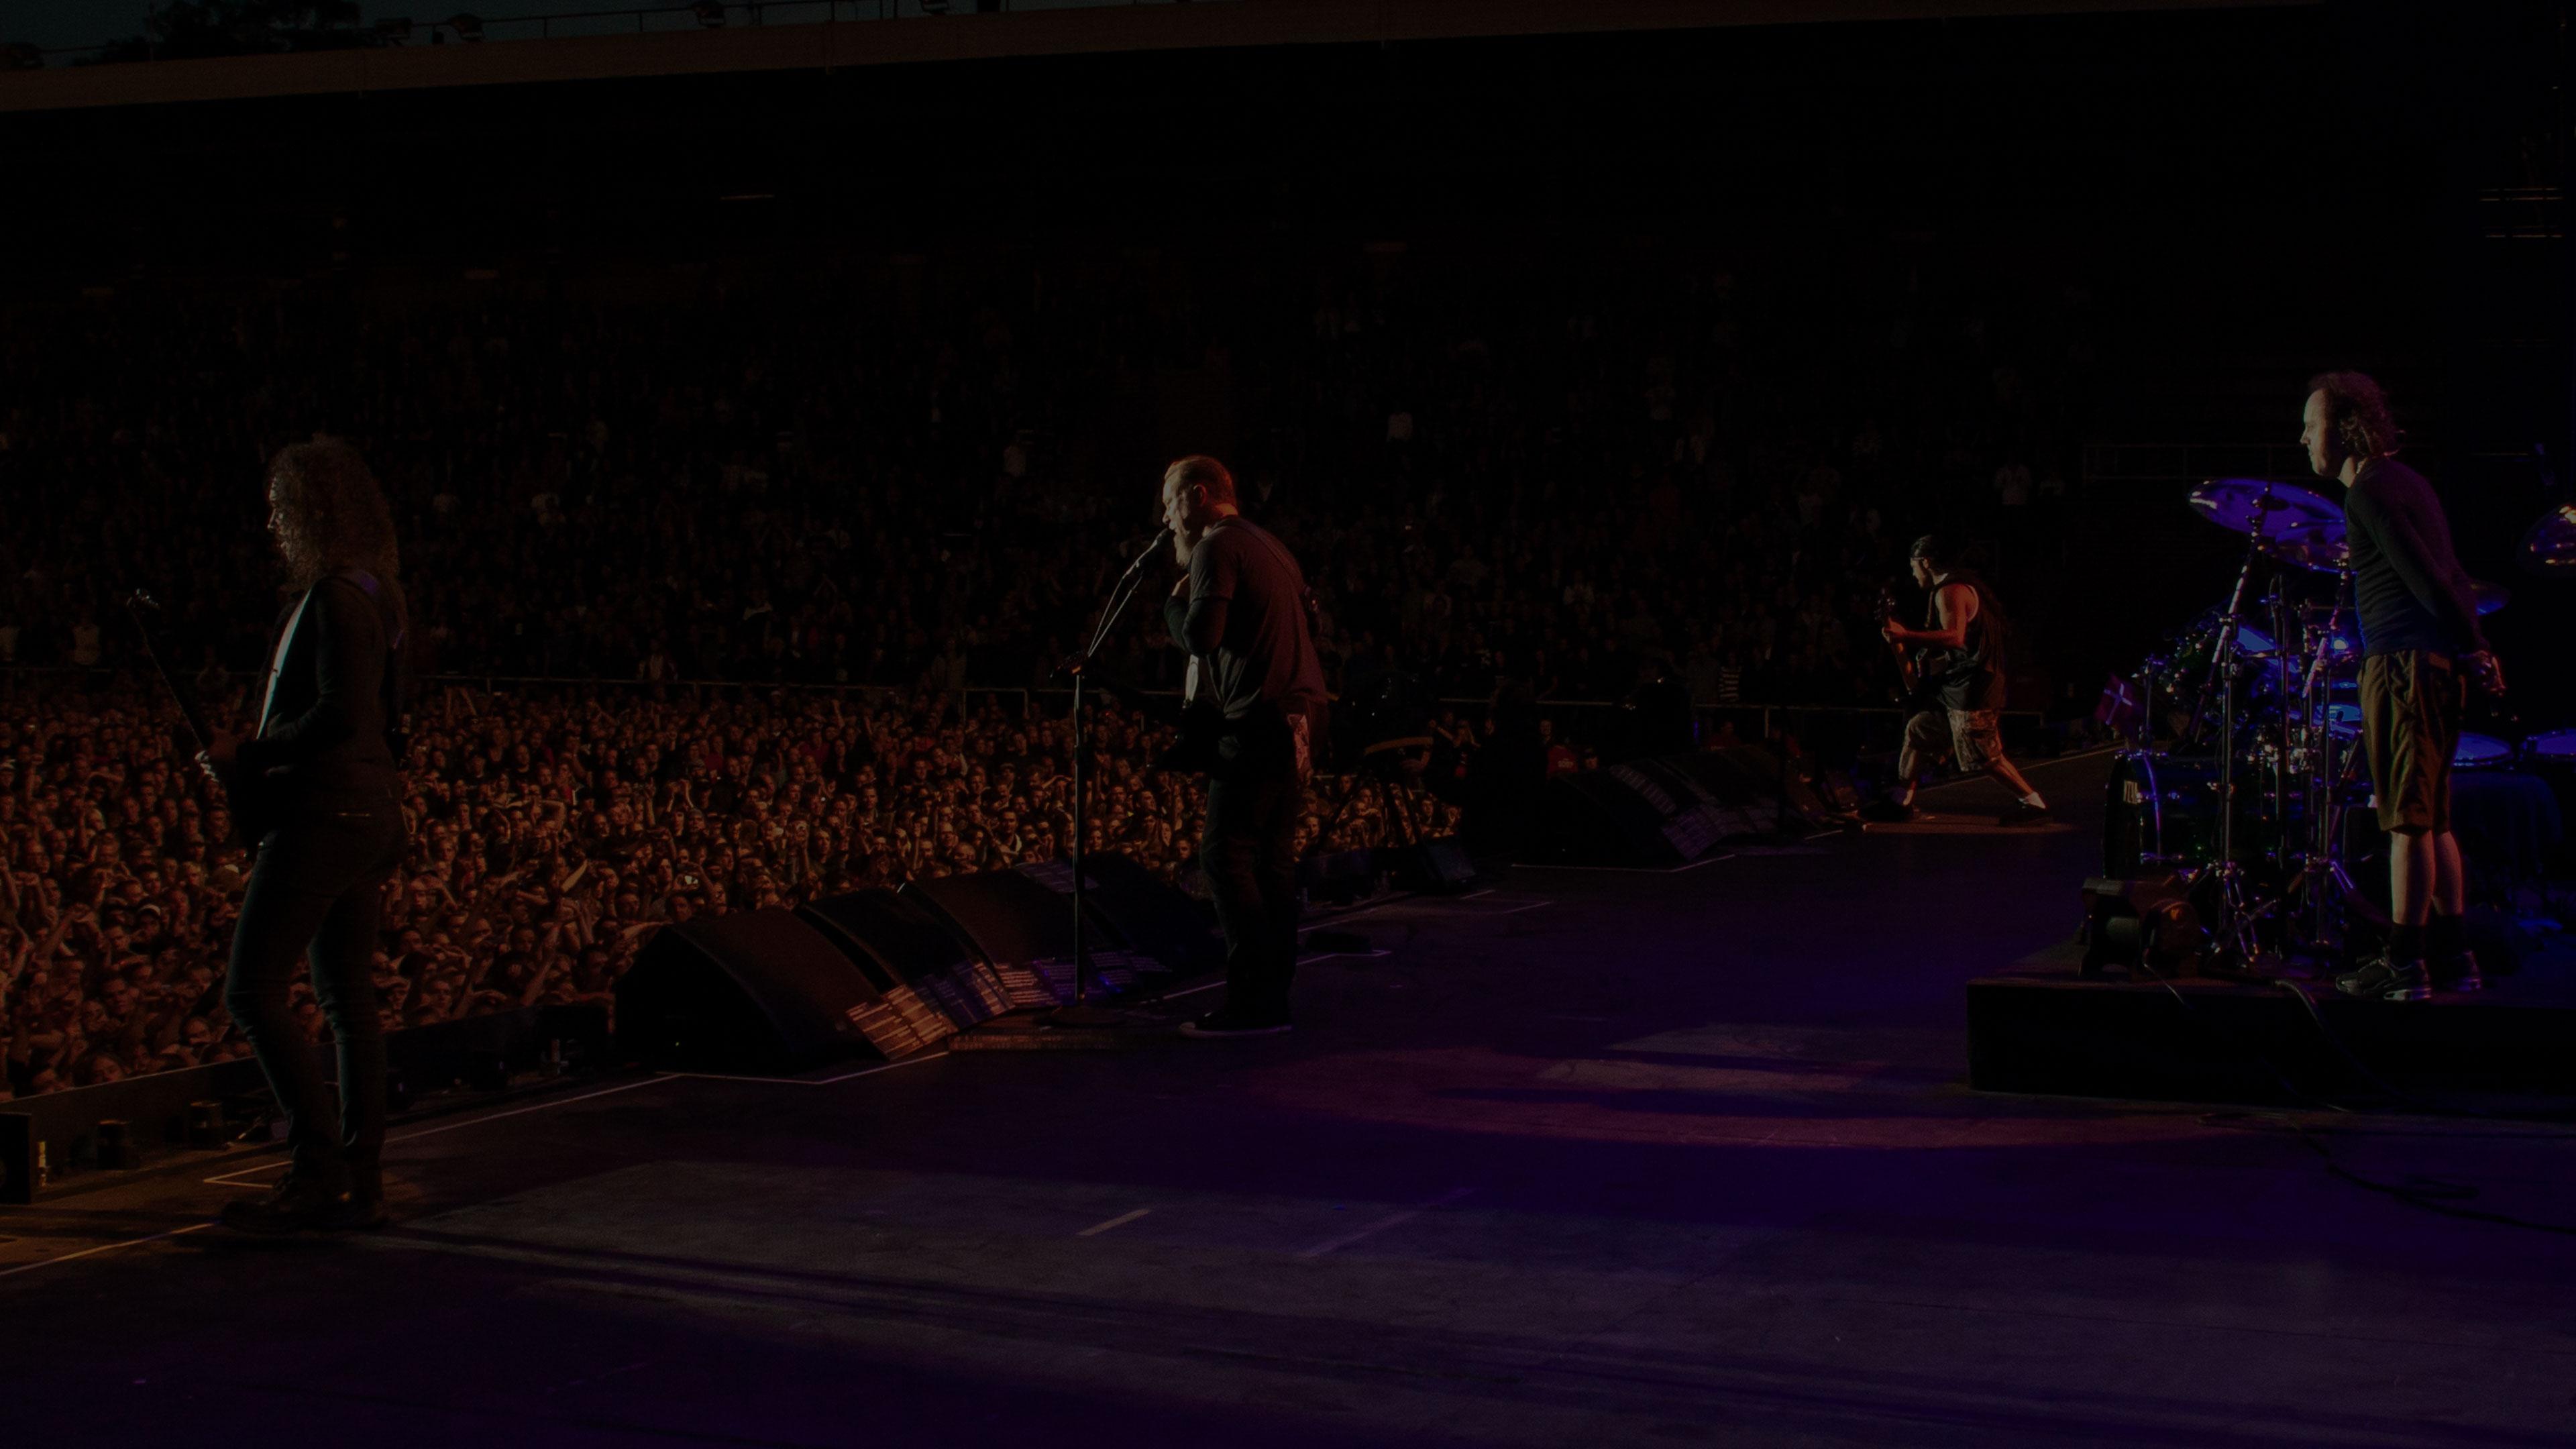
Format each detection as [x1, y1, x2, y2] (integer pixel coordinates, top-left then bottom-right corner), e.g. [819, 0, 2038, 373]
[2304, 372, 2508, 1000]
[1868, 535, 2049, 828]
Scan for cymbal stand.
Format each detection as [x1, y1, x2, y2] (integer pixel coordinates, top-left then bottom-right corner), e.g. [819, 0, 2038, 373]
[2293, 570, 2356, 963]
[2182, 497, 2276, 751]
[2196, 523, 2272, 971]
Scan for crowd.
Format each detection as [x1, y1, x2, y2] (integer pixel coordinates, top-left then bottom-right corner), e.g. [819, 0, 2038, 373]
[1, 674, 1456, 1097]
[0, 244, 2094, 1097]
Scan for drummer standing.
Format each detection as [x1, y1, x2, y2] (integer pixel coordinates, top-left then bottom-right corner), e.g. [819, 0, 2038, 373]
[2301, 372, 2506, 1000]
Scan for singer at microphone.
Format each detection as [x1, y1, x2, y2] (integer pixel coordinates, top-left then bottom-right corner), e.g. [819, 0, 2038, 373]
[1157, 455, 1328, 1038]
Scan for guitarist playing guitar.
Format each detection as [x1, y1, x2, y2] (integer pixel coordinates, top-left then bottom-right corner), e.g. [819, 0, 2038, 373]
[191, 439, 412, 1234]
[1866, 535, 2049, 827]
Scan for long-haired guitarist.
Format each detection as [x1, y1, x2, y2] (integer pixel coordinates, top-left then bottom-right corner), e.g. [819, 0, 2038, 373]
[1868, 535, 2049, 827]
[196, 439, 410, 1233]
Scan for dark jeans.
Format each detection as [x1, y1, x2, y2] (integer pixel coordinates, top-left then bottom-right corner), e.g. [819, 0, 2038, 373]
[225, 808, 405, 1185]
[1199, 769, 1304, 1022]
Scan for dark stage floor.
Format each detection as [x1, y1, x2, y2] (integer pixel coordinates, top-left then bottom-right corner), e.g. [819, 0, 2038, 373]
[6, 753, 2575, 1447]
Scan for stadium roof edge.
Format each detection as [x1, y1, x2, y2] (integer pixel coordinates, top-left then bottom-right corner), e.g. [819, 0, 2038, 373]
[1, 0, 2310, 115]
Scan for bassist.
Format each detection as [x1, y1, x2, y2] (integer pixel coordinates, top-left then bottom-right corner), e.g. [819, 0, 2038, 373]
[1868, 536, 2049, 826]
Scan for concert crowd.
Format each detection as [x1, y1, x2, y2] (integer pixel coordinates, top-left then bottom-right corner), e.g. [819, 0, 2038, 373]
[0, 246, 2091, 1097]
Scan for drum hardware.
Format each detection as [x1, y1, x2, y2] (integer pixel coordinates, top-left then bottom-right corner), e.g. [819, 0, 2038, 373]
[2518, 502, 2576, 574]
[2110, 476, 2528, 975]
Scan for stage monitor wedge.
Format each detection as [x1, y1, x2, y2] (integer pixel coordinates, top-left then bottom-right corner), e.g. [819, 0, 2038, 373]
[798, 887, 1014, 1054]
[616, 909, 881, 1073]
[1018, 853, 1222, 980]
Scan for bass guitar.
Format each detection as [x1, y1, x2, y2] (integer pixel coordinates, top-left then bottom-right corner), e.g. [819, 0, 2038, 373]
[124, 590, 274, 845]
[1875, 586, 1953, 716]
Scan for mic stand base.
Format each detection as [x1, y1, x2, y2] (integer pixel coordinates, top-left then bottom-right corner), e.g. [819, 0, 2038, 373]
[1039, 1000, 1158, 1030]
[947, 1003, 1177, 1051]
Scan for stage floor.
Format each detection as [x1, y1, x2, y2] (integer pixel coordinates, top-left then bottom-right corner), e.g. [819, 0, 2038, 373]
[7, 752, 2575, 1447]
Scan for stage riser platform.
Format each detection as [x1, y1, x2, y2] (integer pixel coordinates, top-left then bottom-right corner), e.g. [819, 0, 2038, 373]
[1968, 973, 2576, 1107]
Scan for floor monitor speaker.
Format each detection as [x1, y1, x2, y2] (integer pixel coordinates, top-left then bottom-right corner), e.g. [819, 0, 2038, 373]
[798, 888, 1014, 1054]
[615, 909, 880, 1073]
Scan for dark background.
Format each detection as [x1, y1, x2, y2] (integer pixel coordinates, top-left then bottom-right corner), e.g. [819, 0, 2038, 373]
[3, 1, 2567, 720]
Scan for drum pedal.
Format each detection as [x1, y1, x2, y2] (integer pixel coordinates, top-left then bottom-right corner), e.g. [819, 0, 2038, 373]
[2079, 875, 2208, 979]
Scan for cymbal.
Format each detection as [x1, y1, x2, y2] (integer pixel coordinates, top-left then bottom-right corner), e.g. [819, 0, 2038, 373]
[2191, 477, 2346, 545]
[2471, 580, 2509, 616]
[2522, 503, 2576, 574]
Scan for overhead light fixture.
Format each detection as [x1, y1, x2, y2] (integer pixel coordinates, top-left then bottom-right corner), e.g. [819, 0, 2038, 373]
[375, 17, 414, 43]
[448, 12, 484, 42]
[696, 2, 726, 25]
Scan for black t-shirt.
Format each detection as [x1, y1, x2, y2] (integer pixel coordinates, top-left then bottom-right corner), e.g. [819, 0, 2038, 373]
[1170, 517, 1328, 722]
[2345, 457, 2485, 657]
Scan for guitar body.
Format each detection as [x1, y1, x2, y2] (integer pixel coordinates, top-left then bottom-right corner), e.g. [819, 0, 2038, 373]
[1153, 698, 1232, 775]
[1876, 587, 1954, 716]
[209, 759, 280, 847]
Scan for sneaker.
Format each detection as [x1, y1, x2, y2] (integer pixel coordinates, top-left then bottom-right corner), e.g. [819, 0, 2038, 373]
[2334, 955, 2432, 1002]
[1996, 801, 2051, 828]
[2431, 951, 2485, 994]
[1859, 800, 1918, 824]
[219, 1170, 356, 1236]
[1179, 1008, 1293, 1038]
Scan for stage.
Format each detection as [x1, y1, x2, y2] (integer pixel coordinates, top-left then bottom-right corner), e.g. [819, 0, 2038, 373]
[5, 751, 2573, 1447]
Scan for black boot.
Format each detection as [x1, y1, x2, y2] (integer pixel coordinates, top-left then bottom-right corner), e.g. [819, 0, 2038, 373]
[2431, 950, 2485, 994]
[219, 1168, 356, 1236]
[340, 1159, 390, 1231]
[2334, 955, 2432, 1003]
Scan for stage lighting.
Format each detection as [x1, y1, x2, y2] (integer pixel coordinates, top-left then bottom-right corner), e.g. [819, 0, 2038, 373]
[695, 1, 726, 25]
[447, 12, 484, 42]
[375, 17, 414, 43]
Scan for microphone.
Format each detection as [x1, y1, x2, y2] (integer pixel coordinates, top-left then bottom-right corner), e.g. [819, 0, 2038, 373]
[1120, 526, 1174, 577]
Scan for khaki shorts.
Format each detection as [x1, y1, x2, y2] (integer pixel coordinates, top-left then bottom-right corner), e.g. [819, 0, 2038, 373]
[1904, 707, 2003, 775]
[2359, 651, 2462, 833]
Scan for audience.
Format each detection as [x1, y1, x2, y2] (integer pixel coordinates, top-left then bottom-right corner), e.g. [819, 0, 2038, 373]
[0, 676, 1457, 1098]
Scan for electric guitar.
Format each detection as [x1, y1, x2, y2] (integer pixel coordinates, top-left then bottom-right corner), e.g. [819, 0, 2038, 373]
[124, 591, 274, 845]
[1875, 586, 1953, 715]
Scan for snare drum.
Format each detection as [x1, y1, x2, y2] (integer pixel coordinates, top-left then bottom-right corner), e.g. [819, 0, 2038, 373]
[2522, 729, 2576, 833]
[2523, 729, 2576, 766]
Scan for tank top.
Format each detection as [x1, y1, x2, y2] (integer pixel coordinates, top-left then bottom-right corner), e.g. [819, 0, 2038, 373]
[1931, 569, 2009, 712]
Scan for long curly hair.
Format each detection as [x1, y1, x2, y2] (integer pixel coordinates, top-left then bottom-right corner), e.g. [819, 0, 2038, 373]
[2306, 371, 2402, 460]
[268, 438, 399, 589]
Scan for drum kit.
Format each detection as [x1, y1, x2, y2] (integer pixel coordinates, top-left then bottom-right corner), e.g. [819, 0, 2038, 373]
[2104, 477, 2559, 977]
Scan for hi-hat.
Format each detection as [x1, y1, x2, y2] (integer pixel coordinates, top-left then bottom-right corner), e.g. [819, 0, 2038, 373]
[2261, 527, 2349, 574]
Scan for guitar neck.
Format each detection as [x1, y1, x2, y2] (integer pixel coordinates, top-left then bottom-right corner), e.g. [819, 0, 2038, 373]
[125, 605, 217, 749]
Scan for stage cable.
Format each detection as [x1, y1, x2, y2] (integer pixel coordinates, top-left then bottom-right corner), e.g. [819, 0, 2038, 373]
[2124, 957, 2576, 1236]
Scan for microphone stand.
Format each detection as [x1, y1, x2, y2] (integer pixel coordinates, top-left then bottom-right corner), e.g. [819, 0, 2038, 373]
[1042, 528, 1169, 1030]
